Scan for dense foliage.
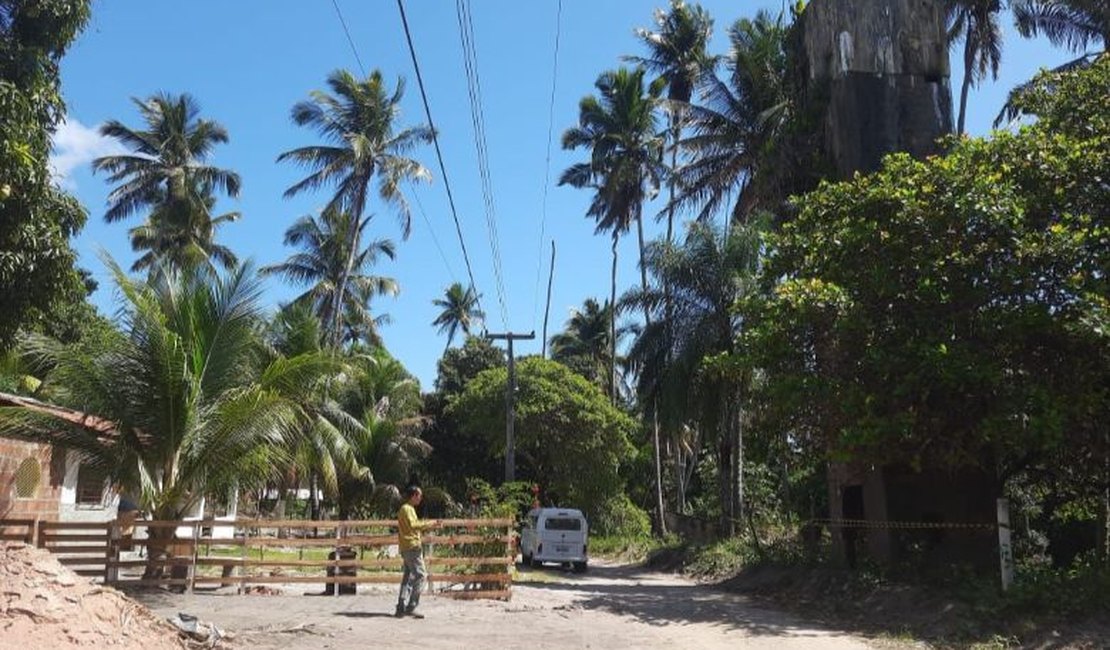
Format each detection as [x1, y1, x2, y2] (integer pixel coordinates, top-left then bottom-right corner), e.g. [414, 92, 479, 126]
[0, 0, 91, 348]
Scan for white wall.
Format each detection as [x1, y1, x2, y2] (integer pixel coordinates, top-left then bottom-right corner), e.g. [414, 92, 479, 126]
[58, 450, 118, 523]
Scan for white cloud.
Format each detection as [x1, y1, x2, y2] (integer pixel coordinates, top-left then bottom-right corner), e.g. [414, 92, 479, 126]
[49, 117, 125, 189]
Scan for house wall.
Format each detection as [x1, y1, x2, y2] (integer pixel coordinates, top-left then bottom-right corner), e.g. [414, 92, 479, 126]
[0, 438, 63, 521]
[58, 450, 118, 523]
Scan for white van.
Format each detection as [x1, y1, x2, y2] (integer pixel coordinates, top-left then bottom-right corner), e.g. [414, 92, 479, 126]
[520, 507, 588, 572]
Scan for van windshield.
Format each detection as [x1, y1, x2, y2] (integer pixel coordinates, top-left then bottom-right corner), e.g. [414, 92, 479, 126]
[545, 517, 582, 531]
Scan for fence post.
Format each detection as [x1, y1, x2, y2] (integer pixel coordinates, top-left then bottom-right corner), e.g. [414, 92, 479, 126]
[187, 521, 200, 594]
[238, 522, 247, 595]
[106, 520, 120, 584]
[29, 517, 39, 546]
[334, 522, 342, 598]
[35, 518, 46, 549]
[997, 498, 1014, 592]
[507, 517, 515, 597]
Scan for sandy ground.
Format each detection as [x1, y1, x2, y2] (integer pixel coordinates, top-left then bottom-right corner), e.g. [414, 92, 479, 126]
[133, 561, 897, 649]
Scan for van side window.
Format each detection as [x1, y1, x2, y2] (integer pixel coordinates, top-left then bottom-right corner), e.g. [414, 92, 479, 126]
[545, 517, 582, 531]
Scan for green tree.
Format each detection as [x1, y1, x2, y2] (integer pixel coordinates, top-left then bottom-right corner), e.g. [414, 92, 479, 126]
[0, 261, 338, 571]
[548, 298, 631, 393]
[92, 93, 241, 271]
[431, 283, 484, 352]
[744, 58, 1109, 503]
[669, 10, 792, 223]
[262, 208, 398, 348]
[448, 357, 638, 525]
[0, 0, 91, 349]
[628, 0, 715, 243]
[624, 221, 762, 530]
[126, 184, 239, 273]
[1013, 0, 1108, 53]
[947, 0, 1005, 135]
[279, 69, 432, 347]
[999, 1, 1108, 124]
[559, 67, 665, 402]
[422, 336, 505, 495]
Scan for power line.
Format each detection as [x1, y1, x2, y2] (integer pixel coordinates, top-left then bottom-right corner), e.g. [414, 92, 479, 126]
[409, 181, 458, 282]
[531, 0, 563, 328]
[456, 0, 509, 329]
[329, 0, 366, 76]
[395, 0, 486, 321]
[329, 1, 462, 305]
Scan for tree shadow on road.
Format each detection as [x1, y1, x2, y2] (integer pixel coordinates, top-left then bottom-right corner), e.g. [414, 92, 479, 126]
[519, 562, 871, 642]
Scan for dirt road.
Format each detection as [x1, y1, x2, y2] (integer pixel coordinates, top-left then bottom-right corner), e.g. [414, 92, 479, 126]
[136, 562, 890, 649]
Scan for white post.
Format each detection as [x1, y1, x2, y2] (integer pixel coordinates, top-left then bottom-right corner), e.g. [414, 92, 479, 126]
[997, 497, 1014, 591]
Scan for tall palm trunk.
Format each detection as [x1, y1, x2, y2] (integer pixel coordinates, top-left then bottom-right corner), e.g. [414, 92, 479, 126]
[635, 203, 667, 535]
[957, 36, 975, 135]
[329, 197, 369, 348]
[609, 234, 619, 405]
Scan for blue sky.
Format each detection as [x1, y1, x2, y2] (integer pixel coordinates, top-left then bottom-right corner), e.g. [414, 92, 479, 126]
[53, 0, 1075, 389]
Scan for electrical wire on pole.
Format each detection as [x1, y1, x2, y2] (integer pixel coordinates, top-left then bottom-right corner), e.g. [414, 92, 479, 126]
[456, 0, 509, 329]
[531, 0, 563, 330]
[396, 0, 487, 320]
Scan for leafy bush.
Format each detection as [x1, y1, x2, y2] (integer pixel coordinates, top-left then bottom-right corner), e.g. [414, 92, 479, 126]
[591, 493, 651, 537]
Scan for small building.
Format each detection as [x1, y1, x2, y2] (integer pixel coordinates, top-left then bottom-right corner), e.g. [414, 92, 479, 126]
[1, 438, 116, 523]
[1, 391, 235, 536]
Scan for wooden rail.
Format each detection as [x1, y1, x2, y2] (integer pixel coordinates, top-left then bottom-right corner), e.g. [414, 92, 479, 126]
[1, 517, 515, 600]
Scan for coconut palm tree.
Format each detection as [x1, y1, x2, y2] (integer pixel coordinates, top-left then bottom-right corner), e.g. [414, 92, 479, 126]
[628, 0, 715, 244]
[262, 208, 398, 349]
[999, 0, 1108, 124]
[549, 298, 632, 393]
[622, 220, 762, 533]
[127, 182, 239, 273]
[92, 93, 241, 270]
[559, 67, 665, 402]
[627, 2, 714, 533]
[1013, 0, 1108, 52]
[432, 283, 484, 352]
[669, 11, 791, 224]
[0, 260, 337, 572]
[947, 0, 1005, 135]
[278, 69, 432, 347]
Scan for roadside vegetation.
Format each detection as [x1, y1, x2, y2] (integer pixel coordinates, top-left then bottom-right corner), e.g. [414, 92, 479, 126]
[1, 0, 1107, 646]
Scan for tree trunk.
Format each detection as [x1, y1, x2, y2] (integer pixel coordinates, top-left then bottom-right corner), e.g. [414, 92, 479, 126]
[957, 36, 974, 136]
[310, 473, 321, 521]
[635, 205, 666, 535]
[652, 407, 668, 535]
[718, 392, 735, 536]
[609, 234, 619, 405]
[676, 437, 687, 513]
[734, 385, 745, 526]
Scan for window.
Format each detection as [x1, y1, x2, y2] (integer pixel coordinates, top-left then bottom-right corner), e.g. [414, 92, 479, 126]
[13, 458, 40, 499]
[75, 464, 107, 505]
[545, 517, 582, 531]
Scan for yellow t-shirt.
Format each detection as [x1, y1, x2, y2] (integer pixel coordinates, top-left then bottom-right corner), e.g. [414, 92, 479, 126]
[397, 503, 427, 552]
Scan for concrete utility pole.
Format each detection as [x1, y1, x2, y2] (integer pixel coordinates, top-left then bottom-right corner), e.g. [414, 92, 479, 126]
[486, 330, 535, 482]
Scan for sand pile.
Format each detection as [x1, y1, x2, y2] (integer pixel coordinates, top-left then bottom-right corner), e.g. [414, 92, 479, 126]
[0, 542, 185, 650]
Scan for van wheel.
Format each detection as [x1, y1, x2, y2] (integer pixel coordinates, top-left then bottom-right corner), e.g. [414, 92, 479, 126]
[530, 556, 542, 569]
[572, 561, 587, 573]
[521, 552, 532, 567]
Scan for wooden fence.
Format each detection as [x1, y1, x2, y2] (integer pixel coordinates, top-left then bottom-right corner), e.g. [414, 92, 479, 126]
[0, 517, 515, 600]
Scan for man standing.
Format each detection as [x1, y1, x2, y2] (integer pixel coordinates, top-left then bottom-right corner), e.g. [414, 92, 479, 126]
[396, 485, 437, 618]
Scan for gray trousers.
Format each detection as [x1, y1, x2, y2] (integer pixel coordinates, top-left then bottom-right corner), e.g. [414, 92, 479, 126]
[398, 548, 426, 609]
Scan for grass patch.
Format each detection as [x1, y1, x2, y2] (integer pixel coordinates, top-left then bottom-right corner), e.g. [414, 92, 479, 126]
[589, 534, 676, 562]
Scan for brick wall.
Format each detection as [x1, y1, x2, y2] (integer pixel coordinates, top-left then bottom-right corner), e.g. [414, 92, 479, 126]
[0, 438, 62, 521]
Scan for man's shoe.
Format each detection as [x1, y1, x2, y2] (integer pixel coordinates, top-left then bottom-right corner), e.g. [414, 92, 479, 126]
[394, 604, 405, 618]
[405, 606, 424, 619]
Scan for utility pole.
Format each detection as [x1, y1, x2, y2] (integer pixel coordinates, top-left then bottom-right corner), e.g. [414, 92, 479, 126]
[541, 241, 556, 358]
[486, 331, 535, 482]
